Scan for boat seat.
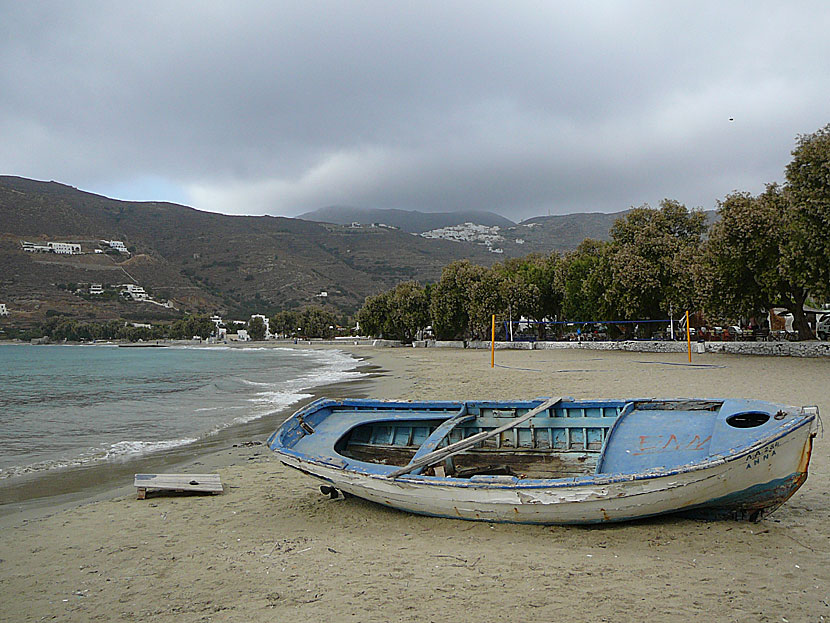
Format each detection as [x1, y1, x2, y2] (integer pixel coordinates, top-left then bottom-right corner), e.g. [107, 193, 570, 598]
[406, 406, 473, 475]
[294, 409, 457, 456]
[596, 408, 716, 474]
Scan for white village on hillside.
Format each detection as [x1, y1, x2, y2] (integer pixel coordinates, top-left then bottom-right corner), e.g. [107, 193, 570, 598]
[419, 222, 526, 254]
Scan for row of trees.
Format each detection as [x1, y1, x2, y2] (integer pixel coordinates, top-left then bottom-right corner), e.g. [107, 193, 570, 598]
[358, 124, 830, 341]
[28, 315, 219, 342]
[33, 318, 161, 342]
[271, 307, 341, 340]
[28, 305, 345, 343]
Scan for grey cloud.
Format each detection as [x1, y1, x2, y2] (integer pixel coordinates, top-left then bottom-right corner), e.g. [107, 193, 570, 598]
[1, 2, 828, 221]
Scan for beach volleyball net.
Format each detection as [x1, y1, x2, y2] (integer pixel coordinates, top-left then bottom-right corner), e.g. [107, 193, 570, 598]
[499, 319, 678, 342]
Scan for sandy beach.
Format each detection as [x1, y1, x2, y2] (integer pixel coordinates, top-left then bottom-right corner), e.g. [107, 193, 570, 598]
[1, 345, 828, 622]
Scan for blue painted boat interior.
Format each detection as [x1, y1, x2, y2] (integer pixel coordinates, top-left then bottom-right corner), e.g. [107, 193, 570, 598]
[268, 397, 803, 479]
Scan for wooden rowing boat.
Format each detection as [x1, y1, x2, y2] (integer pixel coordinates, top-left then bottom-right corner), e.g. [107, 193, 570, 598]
[267, 396, 817, 524]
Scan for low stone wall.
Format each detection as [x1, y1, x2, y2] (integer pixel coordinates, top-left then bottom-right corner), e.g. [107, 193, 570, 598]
[702, 341, 830, 357]
[467, 340, 533, 350]
[420, 339, 830, 357]
[371, 339, 404, 348]
[536, 339, 830, 357]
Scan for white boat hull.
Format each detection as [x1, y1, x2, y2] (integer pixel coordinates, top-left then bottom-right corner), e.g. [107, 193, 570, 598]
[277, 420, 813, 524]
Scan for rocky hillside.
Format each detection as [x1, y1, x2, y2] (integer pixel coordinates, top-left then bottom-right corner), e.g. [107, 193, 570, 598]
[0, 177, 499, 326]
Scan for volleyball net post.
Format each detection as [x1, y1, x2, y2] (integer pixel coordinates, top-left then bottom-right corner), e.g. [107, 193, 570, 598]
[491, 314, 496, 368]
[686, 310, 692, 363]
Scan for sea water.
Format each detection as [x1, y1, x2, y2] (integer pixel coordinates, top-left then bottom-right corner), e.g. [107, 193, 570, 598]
[0, 344, 363, 480]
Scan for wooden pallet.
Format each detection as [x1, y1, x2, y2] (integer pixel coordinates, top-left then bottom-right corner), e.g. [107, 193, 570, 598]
[134, 473, 223, 499]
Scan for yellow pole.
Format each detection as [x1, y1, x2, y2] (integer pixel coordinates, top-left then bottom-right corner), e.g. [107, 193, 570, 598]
[686, 310, 692, 363]
[491, 314, 496, 368]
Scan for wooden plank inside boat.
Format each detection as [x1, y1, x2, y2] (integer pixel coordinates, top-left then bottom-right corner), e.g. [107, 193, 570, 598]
[342, 443, 597, 477]
[388, 397, 563, 478]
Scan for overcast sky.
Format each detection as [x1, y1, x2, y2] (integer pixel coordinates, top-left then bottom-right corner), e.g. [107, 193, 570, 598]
[1, 2, 828, 222]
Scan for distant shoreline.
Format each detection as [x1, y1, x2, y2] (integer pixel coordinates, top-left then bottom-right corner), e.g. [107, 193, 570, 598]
[4, 336, 829, 357]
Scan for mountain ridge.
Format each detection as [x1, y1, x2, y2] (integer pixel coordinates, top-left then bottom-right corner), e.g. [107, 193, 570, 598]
[0, 177, 500, 325]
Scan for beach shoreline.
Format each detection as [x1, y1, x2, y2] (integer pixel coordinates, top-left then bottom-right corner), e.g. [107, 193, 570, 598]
[0, 343, 390, 527]
[0, 345, 828, 622]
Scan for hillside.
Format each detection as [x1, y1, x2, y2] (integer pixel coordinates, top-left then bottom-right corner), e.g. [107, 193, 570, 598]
[0, 177, 500, 326]
[511, 211, 629, 251]
[299, 206, 630, 256]
[297, 206, 516, 233]
[0, 176, 678, 328]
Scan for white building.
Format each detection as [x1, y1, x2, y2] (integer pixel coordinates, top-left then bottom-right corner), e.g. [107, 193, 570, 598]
[47, 242, 81, 254]
[121, 284, 148, 300]
[235, 329, 250, 341]
[102, 240, 129, 253]
[89, 284, 104, 295]
[209, 315, 228, 339]
[21, 241, 53, 253]
[21, 240, 80, 254]
[0, 303, 8, 316]
[420, 223, 506, 253]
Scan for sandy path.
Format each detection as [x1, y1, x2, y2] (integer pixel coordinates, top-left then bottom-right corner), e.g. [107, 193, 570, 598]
[0, 347, 828, 622]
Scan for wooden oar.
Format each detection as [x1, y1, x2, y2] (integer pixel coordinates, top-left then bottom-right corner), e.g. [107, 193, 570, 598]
[387, 396, 562, 478]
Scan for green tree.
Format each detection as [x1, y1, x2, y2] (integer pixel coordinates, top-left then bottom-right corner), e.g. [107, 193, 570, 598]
[247, 316, 267, 341]
[520, 253, 564, 326]
[102, 319, 123, 339]
[429, 261, 476, 340]
[50, 319, 79, 341]
[298, 307, 338, 339]
[169, 315, 215, 339]
[492, 255, 559, 333]
[271, 310, 301, 337]
[499, 273, 538, 335]
[705, 124, 830, 340]
[784, 123, 830, 301]
[706, 186, 814, 338]
[462, 265, 502, 340]
[606, 200, 707, 320]
[387, 281, 430, 342]
[559, 239, 614, 322]
[357, 282, 429, 342]
[357, 291, 392, 338]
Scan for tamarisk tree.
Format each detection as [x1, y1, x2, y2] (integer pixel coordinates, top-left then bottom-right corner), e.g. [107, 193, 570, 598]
[705, 124, 830, 339]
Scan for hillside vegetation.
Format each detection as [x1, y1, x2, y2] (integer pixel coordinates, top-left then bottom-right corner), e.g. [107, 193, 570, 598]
[0, 177, 501, 325]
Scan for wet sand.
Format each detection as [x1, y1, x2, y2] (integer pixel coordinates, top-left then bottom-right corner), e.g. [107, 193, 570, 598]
[0, 346, 828, 622]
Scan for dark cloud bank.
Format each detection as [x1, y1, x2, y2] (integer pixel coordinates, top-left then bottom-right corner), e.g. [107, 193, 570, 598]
[1, 2, 828, 221]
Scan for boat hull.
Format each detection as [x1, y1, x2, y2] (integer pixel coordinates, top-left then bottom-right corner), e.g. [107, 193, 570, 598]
[275, 419, 814, 524]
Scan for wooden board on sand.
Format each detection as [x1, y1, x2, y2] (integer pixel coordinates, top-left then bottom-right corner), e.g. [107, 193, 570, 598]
[134, 473, 223, 499]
